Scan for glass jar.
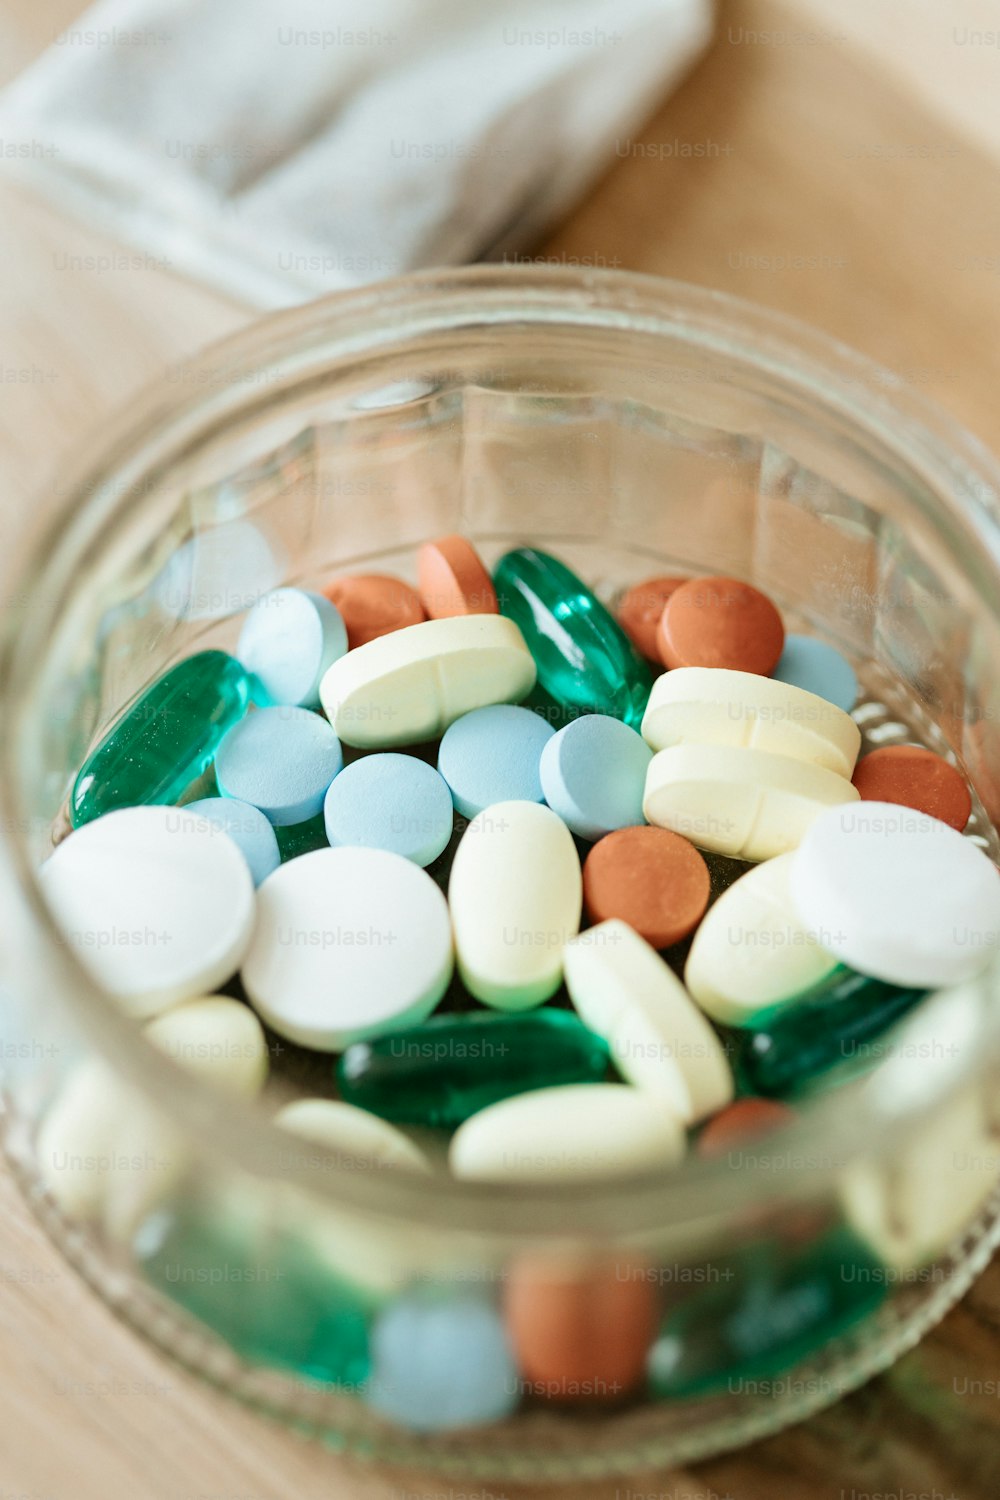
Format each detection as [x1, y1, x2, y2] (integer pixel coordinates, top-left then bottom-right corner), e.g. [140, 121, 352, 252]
[2, 267, 1000, 1483]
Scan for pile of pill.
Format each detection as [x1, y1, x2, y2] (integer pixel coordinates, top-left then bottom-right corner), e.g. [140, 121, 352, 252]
[35, 536, 1000, 1427]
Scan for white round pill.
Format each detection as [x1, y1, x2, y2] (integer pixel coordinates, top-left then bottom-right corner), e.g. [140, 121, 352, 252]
[39, 807, 256, 1019]
[241, 847, 453, 1050]
[792, 800, 1000, 987]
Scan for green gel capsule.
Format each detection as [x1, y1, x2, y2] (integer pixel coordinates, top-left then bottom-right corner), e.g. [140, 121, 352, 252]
[337, 1009, 610, 1129]
[729, 969, 927, 1099]
[648, 1228, 885, 1399]
[493, 549, 654, 729]
[71, 650, 250, 828]
[136, 1202, 371, 1387]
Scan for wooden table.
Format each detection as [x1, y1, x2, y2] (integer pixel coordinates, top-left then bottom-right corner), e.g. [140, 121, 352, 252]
[2, 1, 999, 1495]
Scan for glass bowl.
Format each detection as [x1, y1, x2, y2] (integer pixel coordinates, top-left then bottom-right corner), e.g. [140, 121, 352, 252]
[2, 266, 1000, 1484]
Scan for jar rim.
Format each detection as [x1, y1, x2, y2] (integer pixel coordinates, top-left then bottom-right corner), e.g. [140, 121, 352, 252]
[4, 263, 1000, 1237]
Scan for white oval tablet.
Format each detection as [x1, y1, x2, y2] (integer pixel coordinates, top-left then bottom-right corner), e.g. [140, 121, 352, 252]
[35, 1059, 125, 1221]
[564, 920, 732, 1123]
[448, 800, 582, 1010]
[643, 744, 859, 861]
[841, 1089, 999, 1271]
[641, 666, 861, 778]
[274, 1098, 430, 1175]
[36, 994, 266, 1237]
[560, 923, 634, 1035]
[100, 1101, 186, 1245]
[319, 615, 536, 748]
[241, 847, 453, 1049]
[449, 1084, 686, 1182]
[791, 800, 1000, 987]
[144, 996, 269, 1098]
[39, 807, 256, 1018]
[36, 1062, 185, 1242]
[684, 853, 841, 1025]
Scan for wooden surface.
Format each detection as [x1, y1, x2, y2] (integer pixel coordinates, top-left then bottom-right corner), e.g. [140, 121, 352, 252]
[2, 0, 1000, 1495]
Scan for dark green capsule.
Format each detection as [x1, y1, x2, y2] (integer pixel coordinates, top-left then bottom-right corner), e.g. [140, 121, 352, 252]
[337, 1009, 610, 1129]
[648, 1228, 885, 1399]
[729, 969, 927, 1098]
[136, 1201, 371, 1388]
[493, 548, 654, 729]
[71, 650, 250, 828]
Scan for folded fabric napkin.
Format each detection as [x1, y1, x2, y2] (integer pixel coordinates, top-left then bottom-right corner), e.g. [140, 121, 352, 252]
[0, 0, 712, 305]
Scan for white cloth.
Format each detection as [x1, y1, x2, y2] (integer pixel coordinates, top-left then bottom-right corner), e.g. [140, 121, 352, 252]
[0, 0, 712, 305]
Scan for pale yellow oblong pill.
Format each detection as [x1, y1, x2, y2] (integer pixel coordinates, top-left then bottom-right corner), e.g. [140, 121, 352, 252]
[449, 1084, 686, 1182]
[35, 1059, 123, 1221]
[449, 800, 582, 1010]
[319, 615, 536, 748]
[274, 1099, 431, 1175]
[35, 997, 269, 1238]
[643, 743, 859, 861]
[685, 853, 840, 1025]
[565, 920, 732, 1123]
[106, 997, 272, 1241]
[144, 995, 269, 1098]
[641, 666, 861, 778]
[839, 983, 996, 1271]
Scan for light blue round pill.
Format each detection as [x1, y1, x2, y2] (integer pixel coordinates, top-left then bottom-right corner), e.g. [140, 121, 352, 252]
[367, 1292, 519, 1432]
[773, 633, 858, 712]
[437, 704, 555, 819]
[185, 796, 281, 887]
[215, 707, 343, 827]
[540, 713, 652, 841]
[238, 587, 347, 708]
[323, 753, 453, 867]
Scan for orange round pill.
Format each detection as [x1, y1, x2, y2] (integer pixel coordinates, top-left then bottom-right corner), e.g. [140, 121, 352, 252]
[852, 744, 972, 831]
[616, 576, 687, 660]
[504, 1252, 658, 1404]
[417, 534, 498, 618]
[323, 573, 426, 650]
[697, 1099, 797, 1159]
[582, 825, 710, 949]
[656, 576, 785, 675]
